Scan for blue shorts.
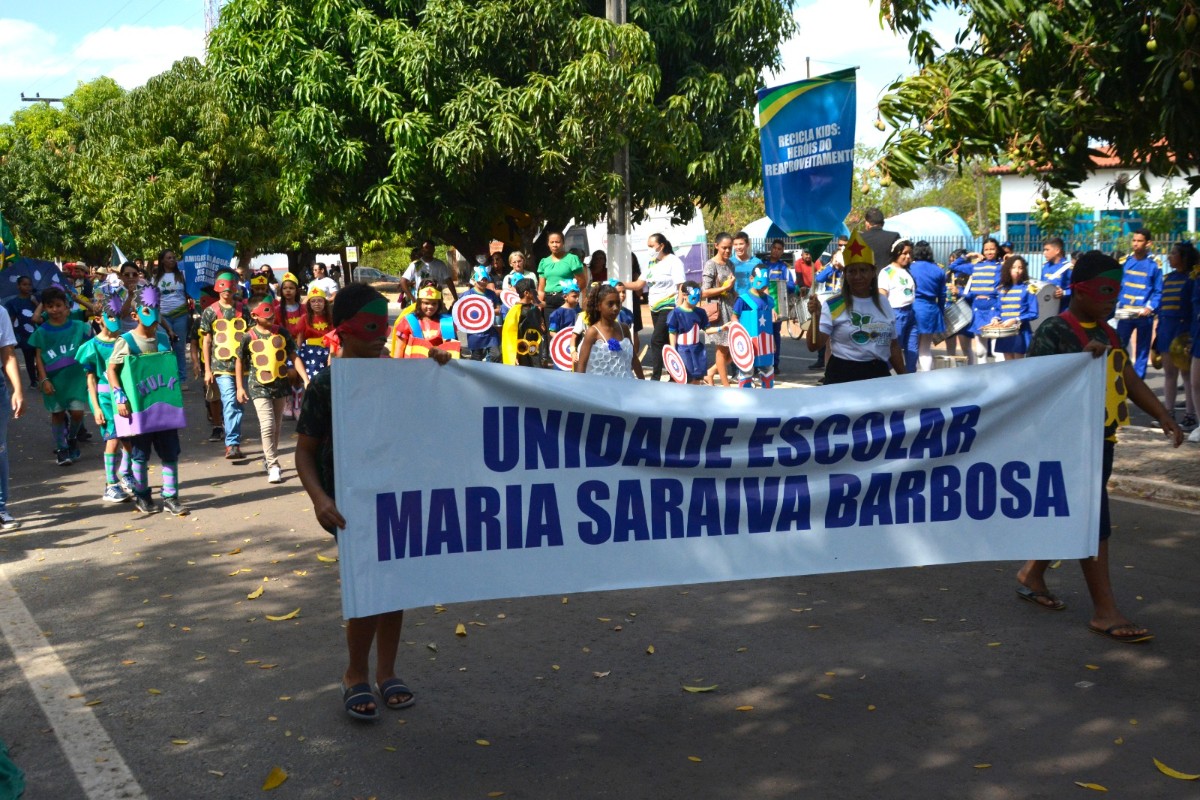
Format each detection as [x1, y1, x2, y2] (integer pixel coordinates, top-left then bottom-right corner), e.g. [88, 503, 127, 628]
[129, 429, 182, 463]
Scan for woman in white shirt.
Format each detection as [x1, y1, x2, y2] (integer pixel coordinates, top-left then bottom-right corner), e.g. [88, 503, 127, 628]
[877, 239, 917, 373]
[805, 234, 905, 384]
[153, 249, 192, 390]
[640, 233, 686, 381]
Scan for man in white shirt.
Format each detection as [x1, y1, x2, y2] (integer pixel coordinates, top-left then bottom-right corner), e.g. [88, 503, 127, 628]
[400, 240, 457, 302]
[308, 262, 340, 297]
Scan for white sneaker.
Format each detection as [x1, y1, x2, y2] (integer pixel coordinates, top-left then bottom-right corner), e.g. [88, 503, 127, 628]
[1188, 427, 1200, 444]
[0, 511, 18, 531]
[268, 466, 283, 484]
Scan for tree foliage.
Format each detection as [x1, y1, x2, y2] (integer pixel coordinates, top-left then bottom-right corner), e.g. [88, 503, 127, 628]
[875, 0, 1200, 196]
[0, 78, 124, 259]
[853, 145, 998, 234]
[208, 0, 796, 256]
[72, 58, 296, 261]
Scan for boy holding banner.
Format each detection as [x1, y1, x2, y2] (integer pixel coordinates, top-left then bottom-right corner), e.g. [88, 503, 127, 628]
[106, 285, 189, 516]
[295, 284, 414, 721]
[1018, 251, 1180, 643]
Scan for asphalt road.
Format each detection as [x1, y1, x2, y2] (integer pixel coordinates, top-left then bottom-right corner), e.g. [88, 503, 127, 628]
[2, 363, 1199, 800]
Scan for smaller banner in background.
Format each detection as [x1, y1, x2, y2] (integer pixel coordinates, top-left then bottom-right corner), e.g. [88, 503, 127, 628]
[756, 69, 857, 257]
[179, 235, 236, 299]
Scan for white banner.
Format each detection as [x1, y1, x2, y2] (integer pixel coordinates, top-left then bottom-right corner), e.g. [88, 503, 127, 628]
[333, 355, 1104, 618]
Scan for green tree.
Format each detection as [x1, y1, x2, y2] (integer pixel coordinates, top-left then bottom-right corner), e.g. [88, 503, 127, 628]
[1030, 191, 1091, 243]
[71, 58, 296, 263]
[875, 0, 1200, 195]
[0, 77, 124, 259]
[700, 183, 765, 239]
[208, 0, 796, 258]
[1128, 188, 1192, 240]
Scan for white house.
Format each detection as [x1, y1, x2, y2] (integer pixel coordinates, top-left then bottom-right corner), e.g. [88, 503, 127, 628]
[990, 149, 1199, 263]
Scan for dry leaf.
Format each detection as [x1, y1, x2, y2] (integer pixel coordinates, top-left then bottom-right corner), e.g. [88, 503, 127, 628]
[735, 705, 753, 712]
[1114, 738, 1123, 745]
[136, 622, 144, 629]
[687, 756, 702, 763]
[476, 739, 490, 746]
[208, 771, 225, 777]
[682, 685, 717, 693]
[987, 642, 1002, 647]
[85, 700, 102, 707]
[265, 609, 300, 621]
[1085, 665, 1100, 670]
[247, 586, 264, 600]
[817, 694, 833, 700]
[383, 746, 397, 752]
[262, 766, 288, 790]
[487, 793, 505, 798]
[427, 643, 438, 652]
[974, 764, 991, 769]
[1153, 758, 1200, 780]
[316, 553, 337, 563]
[867, 705, 877, 711]
[455, 623, 466, 637]
[468, 621, 486, 627]
[68, 693, 84, 699]
[228, 548, 242, 555]
[735, 647, 748, 653]
[171, 739, 188, 746]
[597, 617, 611, 622]
[561, 597, 568, 604]
[593, 671, 611, 679]
[646, 645, 655, 655]
[148, 689, 162, 695]
[1073, 782, 1107, 791]
[121, 660, 136, 666]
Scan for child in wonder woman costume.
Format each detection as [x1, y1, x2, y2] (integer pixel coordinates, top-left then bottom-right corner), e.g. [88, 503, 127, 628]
[390, 280, 460, 363]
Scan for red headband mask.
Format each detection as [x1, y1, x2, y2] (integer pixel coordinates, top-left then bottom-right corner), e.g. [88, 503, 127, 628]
[1071, 276, 1120, 303]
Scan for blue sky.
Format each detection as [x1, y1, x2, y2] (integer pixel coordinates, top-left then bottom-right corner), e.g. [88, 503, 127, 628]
[1, 0, 956, 145]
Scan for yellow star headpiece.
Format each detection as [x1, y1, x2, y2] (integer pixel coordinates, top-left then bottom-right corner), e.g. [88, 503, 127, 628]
[417, 285, 442, 301]
[844, 229, 875, 267]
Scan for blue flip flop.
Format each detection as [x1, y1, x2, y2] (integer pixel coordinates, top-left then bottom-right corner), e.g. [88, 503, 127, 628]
[342, 682, 380, 721]
[376, 678, 415, 710]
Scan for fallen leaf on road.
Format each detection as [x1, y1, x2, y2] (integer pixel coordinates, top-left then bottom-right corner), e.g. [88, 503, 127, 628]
[735, 705, 753, 712]
[434, 605, 446, 614]
[262, 766, 288, 790]
[987, 642, 1002, 647]
[228, 548, 242, 555]
[171, 739, 188, 746]
[561, 597, 568, 604]
[817, 694, 832, 700]
[476, 739, 490, 746]
[208, 771, 224, 777]
[1153, 758, 1200, 780]
[974, 764, 991, 769]
[316, 554, 337, 563]
[427, 643, 438, 652]
[265, 609, 300, 621]
[597, 617, 611, 622]
[455, 623, 466, 637]
[247, 587, 264, 600]
[1085, 665, 1099, 670]
[594, 671, 611, 679]
[688, 756, 702, 763]
[682, 685, 717, 693]
[468, 621, 486, 627]
[646, 645, 655, 655]
[136, 622, 144, 629]
[85, 700, 102, 707]
[1073, 782, 1107, 791]
[487, 793, 505, 798]
[148, 689, 161, 695]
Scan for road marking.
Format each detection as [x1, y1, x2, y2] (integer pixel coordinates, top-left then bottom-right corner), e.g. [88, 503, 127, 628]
[0, 563, 147, 800]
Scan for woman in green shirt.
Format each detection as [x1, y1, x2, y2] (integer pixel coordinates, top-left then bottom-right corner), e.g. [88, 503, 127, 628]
[537, 232, 585, 315]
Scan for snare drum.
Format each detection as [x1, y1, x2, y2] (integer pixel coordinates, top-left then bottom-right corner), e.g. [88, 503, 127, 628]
[978, 325, 1020, 339]
[1114, 306, 1146, 320]
[942, 298, 972, 337]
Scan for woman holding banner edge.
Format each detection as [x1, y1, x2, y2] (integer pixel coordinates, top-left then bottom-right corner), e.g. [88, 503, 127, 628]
[805, 230, 905, 383]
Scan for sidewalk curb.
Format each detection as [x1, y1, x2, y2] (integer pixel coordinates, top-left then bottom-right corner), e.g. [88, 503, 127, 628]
[1109, 473, 1200, 511]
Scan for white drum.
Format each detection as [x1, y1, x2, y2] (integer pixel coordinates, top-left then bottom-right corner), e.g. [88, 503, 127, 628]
[1030, 283, 1061, 334]
[1114, 306, 1146, 320]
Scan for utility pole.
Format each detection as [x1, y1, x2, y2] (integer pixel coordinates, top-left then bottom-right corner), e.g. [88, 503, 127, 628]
[205, 0, 223, 41]
[606, 0, 632, 292]
[20, 93, 63, 105]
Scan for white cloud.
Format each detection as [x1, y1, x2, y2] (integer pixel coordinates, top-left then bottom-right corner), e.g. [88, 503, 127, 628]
[70, 24, 205, 90]
[768, 0, 964, 147]
[0, 19, 69, 83]
[0, 18, 204, 121]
